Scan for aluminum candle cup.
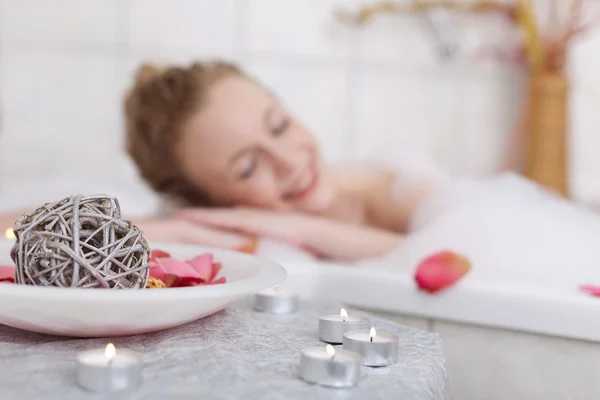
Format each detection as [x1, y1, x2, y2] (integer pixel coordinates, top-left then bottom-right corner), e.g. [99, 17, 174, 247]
[343, 327, 399, 367]
[76, 343, 142, 392]
[319, 308, 370, 344]
[298, 345, 362, 388]
[253, 286, 298, 314]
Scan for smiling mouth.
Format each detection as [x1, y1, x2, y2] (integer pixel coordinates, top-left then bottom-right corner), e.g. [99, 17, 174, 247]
[283, 166, 319, 202]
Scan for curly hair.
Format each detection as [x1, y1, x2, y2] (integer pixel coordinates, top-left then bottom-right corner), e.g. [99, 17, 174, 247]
[123, 61, 244, 206]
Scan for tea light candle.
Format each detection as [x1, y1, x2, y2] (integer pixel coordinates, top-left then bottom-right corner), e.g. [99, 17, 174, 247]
[254, 285, 298, 314]
[77, 343, 142, 392]
[343, 327, 399, 367]
[298, 344, 362, 388]
[319, 308, 370, 344]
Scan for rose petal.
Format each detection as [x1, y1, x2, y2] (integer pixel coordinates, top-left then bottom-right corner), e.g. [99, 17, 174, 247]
[580, 284, 600, 297]
[187, 253, 214, 282]
[151, 249, 171, 261]
[157, 258, 204, 287]
[149, 260, 167, 282]
[209, 276, 226, 285]
[149, 251, 227, 288]
[414, 251, 471, 294]
[0, 265, 15, 283]
[210, 262, 222, 282]
[168, 274, 204, 287]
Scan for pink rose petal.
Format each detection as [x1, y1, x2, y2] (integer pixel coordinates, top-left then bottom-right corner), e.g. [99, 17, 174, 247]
[151, 249, 171, 260]
[159, 258, 205, 287]
[148, 248, 227, 288]
[210, 262, 222, 282]
[149, 259, 167, 282]
[580, 284, 600, 297]
[209, 276, 226, 285]
[187, 253, 214, 281]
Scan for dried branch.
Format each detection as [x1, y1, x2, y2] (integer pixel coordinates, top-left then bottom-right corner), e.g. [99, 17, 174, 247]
[336, 0, 513, 25]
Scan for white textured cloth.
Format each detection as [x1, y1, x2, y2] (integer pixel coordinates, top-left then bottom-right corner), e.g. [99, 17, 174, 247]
[0, 298, 448, 400]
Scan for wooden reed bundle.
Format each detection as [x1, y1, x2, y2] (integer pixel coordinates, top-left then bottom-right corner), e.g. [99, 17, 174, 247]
[523, 73, 569, 195]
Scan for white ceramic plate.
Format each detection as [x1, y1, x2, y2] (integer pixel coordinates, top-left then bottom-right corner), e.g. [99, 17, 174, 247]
[0, 240, 286, 337]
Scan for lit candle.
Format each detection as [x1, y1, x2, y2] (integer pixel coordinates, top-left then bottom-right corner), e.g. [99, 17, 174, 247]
[318, 308, 370, 344]
[4, 228, 14, 240]
[76, 343, 142, 392]
[253, 285, 298, 314]
[298, 344, 362, 388]
[343, 327, 399, 367]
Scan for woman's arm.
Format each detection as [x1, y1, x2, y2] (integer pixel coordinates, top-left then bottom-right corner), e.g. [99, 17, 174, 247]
[298, 217, 404, 261]
[174, 208, 403, 261]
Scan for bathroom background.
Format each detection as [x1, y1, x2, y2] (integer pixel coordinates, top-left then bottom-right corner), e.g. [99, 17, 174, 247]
[0, 0, 598, 213]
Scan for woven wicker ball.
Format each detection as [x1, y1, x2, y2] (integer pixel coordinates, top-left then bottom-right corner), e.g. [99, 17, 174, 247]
[9, 194, 150, 289]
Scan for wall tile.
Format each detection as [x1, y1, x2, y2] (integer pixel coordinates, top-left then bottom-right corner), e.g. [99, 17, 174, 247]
[127, 0, 236, 56]
[239, 0, 352, 59]
[351, 9, 515, 68]
[433, 320, 600, 400]
[566, 29, 600, 202]
[244, 61, 349, 162]
[0, 0, 120, 45]
[119, 48, 238, 100]
[352, 12, 436, 66]
[456, 68, 526, 176]
[0, 47, 123, 183]
[569, 88, 600, 203]
[350, 66, 465, 173]
[0, 0, 599, 201]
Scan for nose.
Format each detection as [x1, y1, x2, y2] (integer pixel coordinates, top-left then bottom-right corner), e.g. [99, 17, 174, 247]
[264, 142, 302, 178]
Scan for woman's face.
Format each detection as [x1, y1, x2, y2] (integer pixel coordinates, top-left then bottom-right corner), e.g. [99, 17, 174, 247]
[176, 75, 337, 214]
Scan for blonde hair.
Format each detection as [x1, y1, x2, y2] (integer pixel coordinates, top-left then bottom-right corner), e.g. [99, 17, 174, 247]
[124, 61, 244, 205]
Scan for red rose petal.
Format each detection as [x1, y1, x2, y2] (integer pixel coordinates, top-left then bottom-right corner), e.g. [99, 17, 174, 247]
[0, 265, 15, 283]
[414, 251, 471, 294]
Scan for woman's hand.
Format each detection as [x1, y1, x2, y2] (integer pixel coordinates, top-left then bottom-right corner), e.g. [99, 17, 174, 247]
[173, 207, 403, 261]
[131, 218, 258, 253]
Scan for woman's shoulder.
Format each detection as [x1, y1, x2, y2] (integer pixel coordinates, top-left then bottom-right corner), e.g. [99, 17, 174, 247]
[329, 163, 395, 188]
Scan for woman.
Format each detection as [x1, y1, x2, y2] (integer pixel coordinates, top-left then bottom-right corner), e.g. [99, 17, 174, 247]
[124, 61, 449, 261]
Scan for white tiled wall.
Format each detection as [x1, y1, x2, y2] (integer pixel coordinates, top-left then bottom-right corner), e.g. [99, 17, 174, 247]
[0, 0, 599, 209]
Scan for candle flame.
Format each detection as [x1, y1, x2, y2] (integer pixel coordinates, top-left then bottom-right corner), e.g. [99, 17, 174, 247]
[370, 327, 376, 342]
[4, 228, 14, 240]
[340, 308, 348, 321]
[105, 342, 116, 361]
[326, 344, 336, 357]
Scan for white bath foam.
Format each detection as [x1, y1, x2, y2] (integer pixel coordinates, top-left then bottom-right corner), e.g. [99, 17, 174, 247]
[373, 173, 600, 288]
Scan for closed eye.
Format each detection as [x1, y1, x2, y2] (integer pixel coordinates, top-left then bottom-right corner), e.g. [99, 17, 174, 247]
[238, 154, 258, 180]
[272, 118, 289, 137]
